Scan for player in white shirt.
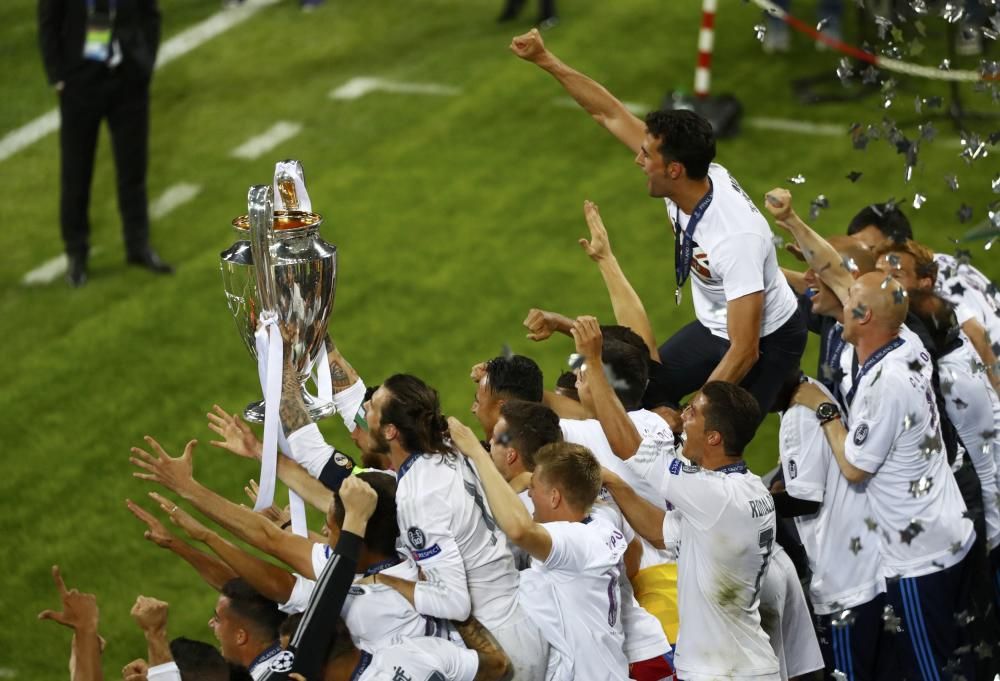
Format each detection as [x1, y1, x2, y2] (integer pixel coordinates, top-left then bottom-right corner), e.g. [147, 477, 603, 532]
[510, 28, 806, 413]
[593, 376, 780, 681]
[449, 418, 633, 681]
[792, 272, 976, 680]
[364, 374, 548, 681]
[775, 376, 885, 679]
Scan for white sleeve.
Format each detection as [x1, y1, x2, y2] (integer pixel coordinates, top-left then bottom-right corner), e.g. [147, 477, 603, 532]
[661, 510, 682, 561]
[623, 434, 674, 493]
[944, 371, 999, 508]
[147, 662, 182, 681]
[286, 423, 334, 478]
[412, 639, 481, 681]
[398, 490, 472, 620]
[779, 407, 828, 503]
[542, 522, 590, 572]
[844, 374, 902, 474]
[311, 542, 332, 579]
[279, 573, 316, 614]
[333, 378, 366, 433]
[710, 232, 768, 301]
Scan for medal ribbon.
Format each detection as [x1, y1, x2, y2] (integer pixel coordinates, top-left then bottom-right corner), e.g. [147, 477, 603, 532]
[673, 178, 714, 304]
[844, 337, 905, 408]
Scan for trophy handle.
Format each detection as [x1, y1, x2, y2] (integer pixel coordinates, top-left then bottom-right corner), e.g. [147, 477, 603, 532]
[247, 184, 278, 316]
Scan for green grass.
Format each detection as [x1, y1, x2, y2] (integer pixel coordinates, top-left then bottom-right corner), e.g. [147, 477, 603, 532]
[1, 0, 998, 676]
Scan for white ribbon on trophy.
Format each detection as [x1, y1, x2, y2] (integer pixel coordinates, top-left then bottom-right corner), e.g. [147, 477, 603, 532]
[253, 312, 284, 515]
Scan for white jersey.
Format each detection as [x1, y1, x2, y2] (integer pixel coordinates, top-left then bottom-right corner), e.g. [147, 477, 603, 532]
[356, 637, 479, 681]
[834, 322, 931, 414]
[561, 410, 674, 570]
[844, 337, 974, 577]
[628, 436, 780, 681]
[279, 574, 315, 614]
[935, 253, 1000, 309]
[759, 547, 824, 680]
[395, 452, 519, 627]
[778, 379, 885, 613]
[939, 342, 1000, 550]
[664, 163, 797, 339]
[519, 514, 630, 681]
[937, 265, 1000, 348]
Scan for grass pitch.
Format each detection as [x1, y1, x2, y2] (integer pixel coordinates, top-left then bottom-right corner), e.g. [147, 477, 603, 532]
[1, 0, 997, 675]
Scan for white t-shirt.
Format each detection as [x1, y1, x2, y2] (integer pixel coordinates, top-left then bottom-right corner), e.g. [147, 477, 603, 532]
[356, 637, 480, 681]
[835, 323, 931, 414]
[519, 515, 630, 681]
[778, 380, 885, 613]
[759, 547, 825, 680]
[561, 410, 674, 570]
[395, 453, 520, 628]
[939, 342, 1000, 550]
[664, 163, 798, 339]
[844, 337, 975, 577]
[279, 574, 315, 614]
[935, 253, 1000, 308]
[627, 436, 780, 681]
[937, 266, 1000, 349]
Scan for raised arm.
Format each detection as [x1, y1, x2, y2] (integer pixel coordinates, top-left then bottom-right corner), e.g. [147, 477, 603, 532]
[581, 201, 659, 360]
[130, 437, 317, 578]
[456, 616, 514, 681]
[572, 317, 643, 460]
[448, 417, 553, 561]
[38, 566, 104, 681]
[600, 471, 666, 549]
[126, 499, 236, 591]
[765, 188, 853, 303]
[129, 596, 174, 670]
[149, 493, 299, 601]
[510, 29, 646, 153]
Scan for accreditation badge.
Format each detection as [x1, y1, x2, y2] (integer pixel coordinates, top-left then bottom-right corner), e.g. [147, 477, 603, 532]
[83, 15, 112, 62]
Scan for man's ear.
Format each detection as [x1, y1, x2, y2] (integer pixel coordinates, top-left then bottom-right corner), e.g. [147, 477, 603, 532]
[383, 423, 398, 442]
[507, 448, 519, 468]
[236, 627, 249, 646]
[706, 430, 722, 447]
[549, 486, 562, 510]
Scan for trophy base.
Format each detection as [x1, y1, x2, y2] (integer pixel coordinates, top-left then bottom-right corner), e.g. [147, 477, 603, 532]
[243, 390, 336, 424]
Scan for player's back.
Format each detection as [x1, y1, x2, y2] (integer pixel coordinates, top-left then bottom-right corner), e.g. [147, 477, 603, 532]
[396, 452, 519, 628]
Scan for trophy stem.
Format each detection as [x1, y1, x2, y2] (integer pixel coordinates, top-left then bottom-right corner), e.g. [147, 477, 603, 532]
[243, 381, 335, 424]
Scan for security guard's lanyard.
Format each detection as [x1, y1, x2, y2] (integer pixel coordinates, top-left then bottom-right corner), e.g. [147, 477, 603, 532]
[86, 0, 117, 23]
[673, 177, 714, 306]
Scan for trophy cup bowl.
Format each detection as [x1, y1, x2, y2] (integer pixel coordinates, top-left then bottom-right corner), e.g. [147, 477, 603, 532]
[220, 206, 338, 423]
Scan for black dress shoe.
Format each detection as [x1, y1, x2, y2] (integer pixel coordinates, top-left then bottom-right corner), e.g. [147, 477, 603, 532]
[126, 248, 174, 274]
[66, 254, 88, 288]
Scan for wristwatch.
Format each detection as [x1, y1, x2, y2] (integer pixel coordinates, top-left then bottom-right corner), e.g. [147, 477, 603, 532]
[815, 402, 840, 425]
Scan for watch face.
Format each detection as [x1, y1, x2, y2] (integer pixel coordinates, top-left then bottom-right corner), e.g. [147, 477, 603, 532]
[817, 403, 837, 419]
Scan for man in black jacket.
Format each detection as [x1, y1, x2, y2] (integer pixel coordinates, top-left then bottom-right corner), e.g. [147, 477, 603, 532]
[38, 0, 172, 287]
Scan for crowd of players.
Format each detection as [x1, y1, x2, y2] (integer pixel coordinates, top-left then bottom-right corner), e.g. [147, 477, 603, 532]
[39, 28, 1000, 681]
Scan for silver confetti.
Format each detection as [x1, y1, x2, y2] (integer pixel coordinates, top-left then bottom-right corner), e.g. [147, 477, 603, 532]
[865, 516, 879, 531]
[909, 476, 934, 497]
[816, 17, 831, 32]
[809, 195, 830, 221]
[913, 193, 927, 209]
[832, 672, 847, 681]
[831, 609, 857, 628]
[788, 174, 806, 185]
[941, 2, 964, 23]
[954, 610, 975, 626]
[567, 353, 585, 370]
[902, 413, 916, 431]
[918, 123, 936, 141]
[849, 537, 863, 555]
[753, 24, 767, 42]
[992, 174, 1000, 193]
[882, 605, 903, 633]
[910, 0, 928, 13]
[899, 519, 924, 544]
[837, 58, 854, 84]
[975, 641, 994, 659]
[946, 174, 960, 191]
[939, 58, 952, 71]
[958, 204, 974, 223]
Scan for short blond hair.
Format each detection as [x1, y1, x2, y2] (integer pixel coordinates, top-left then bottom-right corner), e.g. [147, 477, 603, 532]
[533, 442, 601, 512]
[872, 238, 938, 281]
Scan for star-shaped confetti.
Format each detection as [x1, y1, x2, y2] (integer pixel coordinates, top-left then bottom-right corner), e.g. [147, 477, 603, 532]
[886, 253, 902, 269]
[958, 205, 974, 223]
[919, 434, 941, 458]
[950, 541, 964, 554]
[849, 537, 862, 555]
[753, 24, 767, 42]
[899, 520, 924, 544]
[847, 171, 863, 183]
[907, 359, 923, 372]
[953, 397, 968, 410]
[909, 476, 933, 497]
[902, 412, 917, 431]
[946, 174, 960, 191]
[842, 256, 859, 273]
[975, 641, 994, 659]
[912, 194, 927, 209]
[830, 609, 857, 629]
[941, 379, 953, 395]
[950, 283, 967, 300]
[809, 195, 830, 221]
[893, 288, 907, 304]
[852, 304, 868, 320]
[954, 610, 975, 626]
[567, 353, 585, 370]
[865, 516, 879, 532]
[788, 174, 806, 185]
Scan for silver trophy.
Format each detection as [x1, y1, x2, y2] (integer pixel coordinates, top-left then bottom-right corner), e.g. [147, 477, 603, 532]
[220, 162, 338, 423]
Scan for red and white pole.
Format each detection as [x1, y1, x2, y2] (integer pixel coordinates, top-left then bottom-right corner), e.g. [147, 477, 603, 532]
[694, 0, 717, 99]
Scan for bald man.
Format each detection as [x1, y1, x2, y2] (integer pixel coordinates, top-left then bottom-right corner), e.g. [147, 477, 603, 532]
[793, 272, 976, 680]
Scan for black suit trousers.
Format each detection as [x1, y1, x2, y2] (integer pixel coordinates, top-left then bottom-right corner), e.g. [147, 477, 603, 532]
[58, 69, 150, 259]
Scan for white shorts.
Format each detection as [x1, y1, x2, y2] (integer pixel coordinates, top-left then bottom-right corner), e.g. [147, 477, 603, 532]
[491, 606, 550, 681]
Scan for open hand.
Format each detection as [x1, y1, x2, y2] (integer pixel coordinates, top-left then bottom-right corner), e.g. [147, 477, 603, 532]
[149, 492, 211, 543]
[130, 436, 197, 493]
[580, 201, 612, 261]
[125, 499, 174, 549]
[245, 479, 291, 527]
[446, 416, 486, 457]
[510, 28, 547, 62]
[38, 566, 99, 632]
[207, 405, 262, 460]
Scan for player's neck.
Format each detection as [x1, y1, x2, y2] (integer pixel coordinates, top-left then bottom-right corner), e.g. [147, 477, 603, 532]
[701, 450, 743, 472]
[508, 471, 532, 495]
[855, 329, 898, 364]
[671, 177, 712, 215]
[356, 546, 395, 574]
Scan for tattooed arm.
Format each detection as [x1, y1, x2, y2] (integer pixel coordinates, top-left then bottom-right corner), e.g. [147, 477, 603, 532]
[325, 336, 360, 393]
[455, 616, 514, 681]
[280, 346, 311, 437]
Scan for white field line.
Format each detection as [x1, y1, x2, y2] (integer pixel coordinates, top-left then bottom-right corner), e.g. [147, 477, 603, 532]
[330, 76, 460, 100]
[230, 121, 303, 160]
[22, 181, 198, 285]
[150, 182, 201, 220]
[745, 116, 845, 137]
[0, 0, 280, 164]
[0, 668, 17, 679]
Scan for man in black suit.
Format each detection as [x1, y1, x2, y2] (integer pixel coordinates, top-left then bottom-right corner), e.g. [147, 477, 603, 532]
[39, 0, 172, 287]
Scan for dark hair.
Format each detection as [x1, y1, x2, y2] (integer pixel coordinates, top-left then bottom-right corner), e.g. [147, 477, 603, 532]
[644, 109, 716, 180]
[220, 579, 284, 644]
[533, 442, 602, 511]
[601, 339, 649, 411]
[700, 382, 761, 456]
[332, 471, 399, 557]
[499, 400, 563, 471]
[381, 374, 449, 453]
[601, 325, 647, 355]
[484, 355, 544, 403]
[907, 290, 961, 356]
[847, 203, 913, 242]
[278, 612, 302, 642]
[169, 637, 229, 681]
[554, 371, 579, 401]
[871, 238, 938, 281]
